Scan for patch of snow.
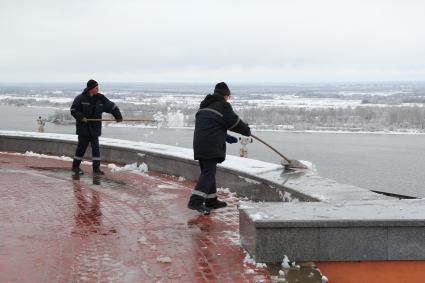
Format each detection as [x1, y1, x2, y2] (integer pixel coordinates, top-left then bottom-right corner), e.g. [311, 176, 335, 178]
[108, 162, 148, 174]
[157, 184, 179, 190]
[238, 202, 254, 210]
[256, 262, 267, 268]
[223, 231, 241, 246]
[250, 212, 274, 221]
[156, 256, 172, 263]
[243, 253, 256, 265]
[244, 268, 255, 274]
[4, 150, 74, 162]
[238, 176, 261, 184]
[281, 255, 296, 269]
[217, 187, 239, 200]
[278, 191, 293, 202]
[137, 236, 148, 244]
[299, 160, 316, 171]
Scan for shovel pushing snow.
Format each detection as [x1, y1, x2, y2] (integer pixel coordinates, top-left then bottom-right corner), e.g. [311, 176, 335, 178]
[250, 134, 308, 170]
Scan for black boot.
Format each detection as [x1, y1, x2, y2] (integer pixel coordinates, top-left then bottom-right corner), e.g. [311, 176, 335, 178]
[187, 195, 210, 215]
[93, 167, 105, 175]
[72, 167, 84, 175]
[205, 198, 227, 209]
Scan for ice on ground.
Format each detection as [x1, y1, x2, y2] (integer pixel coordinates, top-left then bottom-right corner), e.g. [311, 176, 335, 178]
[108, 162, 148, 174]
[177, 176, 186, 181]
[3, 150, 101, 166]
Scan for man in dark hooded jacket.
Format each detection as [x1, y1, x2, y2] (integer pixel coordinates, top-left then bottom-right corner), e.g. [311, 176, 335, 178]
[188, 82, 251, 214]
[70, 79, 122, 175]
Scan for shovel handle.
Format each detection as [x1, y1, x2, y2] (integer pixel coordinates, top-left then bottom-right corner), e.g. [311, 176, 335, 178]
[250, 134, 292, 163]
[86, 119, 156, 122]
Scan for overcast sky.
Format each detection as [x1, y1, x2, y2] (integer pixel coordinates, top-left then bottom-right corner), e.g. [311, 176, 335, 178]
[1, 0, 425, 83]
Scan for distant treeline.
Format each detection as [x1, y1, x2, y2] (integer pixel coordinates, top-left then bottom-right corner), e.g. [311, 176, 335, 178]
[237, 106, 425, 132]
[43, 102, 425, 132]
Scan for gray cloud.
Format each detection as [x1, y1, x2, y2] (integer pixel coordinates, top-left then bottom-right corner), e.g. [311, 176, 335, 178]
[1, 0, 425, 82]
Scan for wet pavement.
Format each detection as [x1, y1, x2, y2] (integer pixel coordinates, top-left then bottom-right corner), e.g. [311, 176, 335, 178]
[0, 153, 271, 282]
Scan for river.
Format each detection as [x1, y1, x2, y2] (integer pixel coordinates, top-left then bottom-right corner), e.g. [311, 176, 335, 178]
[1, 105, 424, 198]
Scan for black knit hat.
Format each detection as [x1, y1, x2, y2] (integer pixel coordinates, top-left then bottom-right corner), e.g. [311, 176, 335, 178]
[214, 82, 231, 96]
[86, 79, 98, 90]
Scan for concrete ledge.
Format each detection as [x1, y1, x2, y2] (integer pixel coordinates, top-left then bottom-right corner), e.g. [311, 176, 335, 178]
[240, 200, 425, 262]
[0, 131, 389, 203]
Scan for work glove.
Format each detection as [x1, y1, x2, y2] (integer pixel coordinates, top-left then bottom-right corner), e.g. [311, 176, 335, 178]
[116, 117, 123, 123]
[81, 117, 88, 123]
[226, 134, 238, 144]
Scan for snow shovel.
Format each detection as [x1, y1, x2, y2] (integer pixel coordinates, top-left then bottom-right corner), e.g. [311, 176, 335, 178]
[250, 134, 308, 169]
[86, 118, 156, 123]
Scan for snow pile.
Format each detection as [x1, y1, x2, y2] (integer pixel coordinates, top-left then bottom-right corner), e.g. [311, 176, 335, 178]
[217, 187, 239, 202]
[298, 160, 316, 171]
[281, 255, 299, 270]
[107, 162, 148, 174]
[271, 255, 300, 281]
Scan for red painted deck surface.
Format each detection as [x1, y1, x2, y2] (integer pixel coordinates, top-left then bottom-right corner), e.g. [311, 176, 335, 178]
[0, 153, 271, 282]
[317, 261, 425, 283]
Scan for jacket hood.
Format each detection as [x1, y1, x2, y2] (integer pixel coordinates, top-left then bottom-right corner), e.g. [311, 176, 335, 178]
[200, 94, 226, 109]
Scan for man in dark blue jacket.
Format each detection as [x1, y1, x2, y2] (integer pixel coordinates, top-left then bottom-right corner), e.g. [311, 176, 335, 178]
[70, 79, 122, 175]
[188, 82, 251, 214]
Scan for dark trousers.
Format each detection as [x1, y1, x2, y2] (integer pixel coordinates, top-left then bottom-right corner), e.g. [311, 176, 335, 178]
[191, 159, 219, 200]
[72, 135, 101, 169]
